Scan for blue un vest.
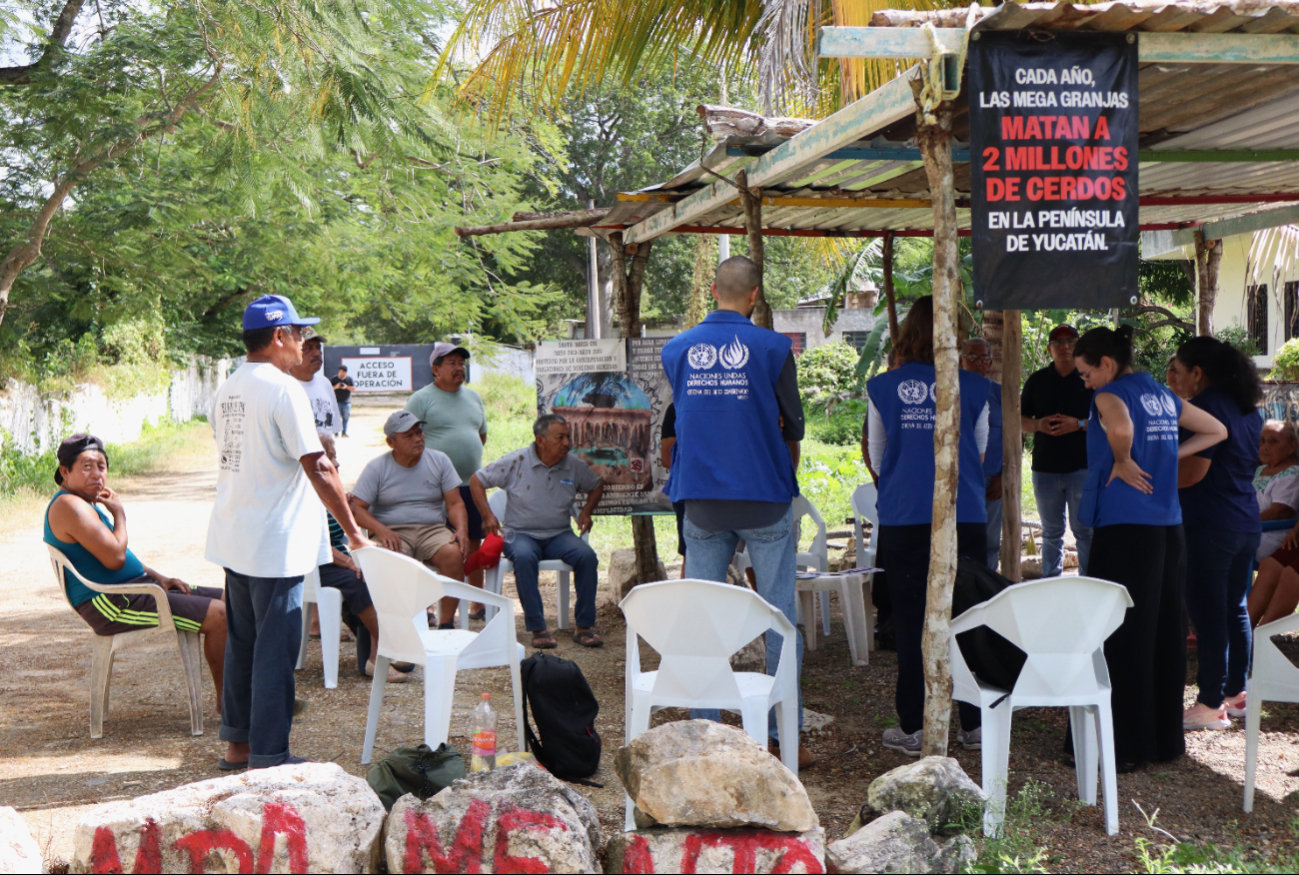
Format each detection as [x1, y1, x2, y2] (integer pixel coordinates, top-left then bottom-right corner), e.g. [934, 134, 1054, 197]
[661, 311, 798, 503]
[1079, 372, 1183, 528]
[866, 363, 991, 526]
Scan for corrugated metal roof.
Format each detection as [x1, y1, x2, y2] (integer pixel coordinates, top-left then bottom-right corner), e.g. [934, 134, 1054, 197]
[592, 1, 1299, 240]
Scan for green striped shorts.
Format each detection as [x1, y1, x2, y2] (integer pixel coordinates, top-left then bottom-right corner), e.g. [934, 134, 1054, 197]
[75, 577, 222, 635]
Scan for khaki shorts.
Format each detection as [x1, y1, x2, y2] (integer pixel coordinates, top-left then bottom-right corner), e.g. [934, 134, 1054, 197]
[390, 524, 457, 565]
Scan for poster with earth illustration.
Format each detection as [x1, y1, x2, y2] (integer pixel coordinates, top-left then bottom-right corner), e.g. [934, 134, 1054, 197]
[535, 338, 672, 515]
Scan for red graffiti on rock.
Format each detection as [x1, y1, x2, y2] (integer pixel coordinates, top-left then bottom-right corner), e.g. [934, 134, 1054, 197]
[620, 829, 824, 875]
[86, 800, 310, 874]
[401, 800, 571, 873]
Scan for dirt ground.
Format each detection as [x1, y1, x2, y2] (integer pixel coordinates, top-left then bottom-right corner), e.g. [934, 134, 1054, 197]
[6, 396, 1299, 871]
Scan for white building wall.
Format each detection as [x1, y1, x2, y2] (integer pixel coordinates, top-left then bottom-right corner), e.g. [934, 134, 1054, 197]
[773, 307, 879, 349]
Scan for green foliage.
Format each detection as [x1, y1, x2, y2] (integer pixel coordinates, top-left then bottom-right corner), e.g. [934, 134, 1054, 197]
[1139, 257, 1196, 308]
[1216, 322, 1260, 359]
[963, 780, 1073, 874]
[1133, 809, 1299, 874]
[1271, 337, 1299, 380]
[805, 400, 867, 447]
[799, 438, 871, 532]
[799, 342, 861, 405]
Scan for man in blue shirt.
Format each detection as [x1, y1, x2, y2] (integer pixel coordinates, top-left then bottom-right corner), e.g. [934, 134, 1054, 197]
[661, 255, 810, 767]
[961, 338, 1004, 570]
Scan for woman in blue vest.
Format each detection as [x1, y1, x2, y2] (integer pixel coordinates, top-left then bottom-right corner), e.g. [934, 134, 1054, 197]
[1072, 325, 1226, 770]
[1170, 337, 1262, 731]
[866, 296, 991, 756]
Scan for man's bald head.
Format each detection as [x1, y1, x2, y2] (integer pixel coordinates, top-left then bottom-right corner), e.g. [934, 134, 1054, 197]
[714, 256, 761, 302]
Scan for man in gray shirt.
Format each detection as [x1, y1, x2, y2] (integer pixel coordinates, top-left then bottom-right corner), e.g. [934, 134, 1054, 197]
[350, 411, 469, 628]
[470, 413, 604, 649]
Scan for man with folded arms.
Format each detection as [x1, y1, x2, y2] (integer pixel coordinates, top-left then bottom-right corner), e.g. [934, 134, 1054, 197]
[349, 411, 470, 628]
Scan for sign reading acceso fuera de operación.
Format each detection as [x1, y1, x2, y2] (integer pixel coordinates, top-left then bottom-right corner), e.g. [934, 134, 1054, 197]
[969, 31, 1139, 310]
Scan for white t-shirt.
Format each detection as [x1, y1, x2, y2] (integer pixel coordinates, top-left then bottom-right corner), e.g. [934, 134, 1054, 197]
[207, 362, 329, 577]
[1256, 464, 1299, 561]
[297, 372, 342, 436]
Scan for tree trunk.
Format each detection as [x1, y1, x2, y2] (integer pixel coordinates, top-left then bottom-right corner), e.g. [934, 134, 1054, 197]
[738, 170, 773, 330]
[686, 234, 717, 328]
[917, 101, 960, 759]
[982, 310, 1003, 383]
[882, 231, 900, 346]
[455, 209, 611, 237]
[999, 312, 1023, 582]
[1194, 232, 1221, 336]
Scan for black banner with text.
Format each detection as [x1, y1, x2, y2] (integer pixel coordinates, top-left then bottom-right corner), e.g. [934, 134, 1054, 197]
[970, 31, 1139, 310]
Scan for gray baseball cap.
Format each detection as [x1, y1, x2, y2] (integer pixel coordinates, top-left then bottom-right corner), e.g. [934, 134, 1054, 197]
[429, 342, 470, 368]
[383, 410, 422, 437]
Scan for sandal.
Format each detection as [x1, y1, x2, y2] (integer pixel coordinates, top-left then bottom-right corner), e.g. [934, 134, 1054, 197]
[532, 631, 558, 649]
[572, 629, 604, 648]
[468, 609, 486, 622]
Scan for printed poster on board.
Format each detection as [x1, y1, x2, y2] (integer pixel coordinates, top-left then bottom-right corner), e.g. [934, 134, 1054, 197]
[969, 30, 1139, 310]
[535, 338, 673, 515]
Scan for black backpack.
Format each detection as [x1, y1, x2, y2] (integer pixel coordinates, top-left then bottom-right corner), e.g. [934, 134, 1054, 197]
[952, 558, 1027, 693]
[520, 653, 602, 782]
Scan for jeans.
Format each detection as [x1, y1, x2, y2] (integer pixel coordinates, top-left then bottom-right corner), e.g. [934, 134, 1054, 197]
[986, 475, 1004, 572]
[338, 401, 350, 435]
[682, 505, 802, 742]
[1185, 528, 1260, 709]
[219, 570, 303, 768]
[505, 530, 599, 632]
[1032, 469, 1092, 576]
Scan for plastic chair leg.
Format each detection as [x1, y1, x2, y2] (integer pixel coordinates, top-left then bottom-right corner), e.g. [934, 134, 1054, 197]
[775, 700, 800, 778]
[818, 590, 831, 638]
[799, 590, 818, 652]
[423, 655, 459, 749]
[361, 655, 390, 765]
[176, 631, 206, 736]
[864, 576, 876, 657]
[1069, 705, 1099, 807]
[841, 578, 870, 667]
[509, 654, 526, 753]
[981, 703, 1013, 837]
[738, 698, 769, 751]
[89, 635, 115, 739]
[458, 597, 470, 631]
[1095, 698, 1119, 835]
[484, 566, 504, 625]
[558, 571, 571, 631]
[316, 588, 342, 690]
[1245, 684, 1263, 813]
[296, 596, 313, 671]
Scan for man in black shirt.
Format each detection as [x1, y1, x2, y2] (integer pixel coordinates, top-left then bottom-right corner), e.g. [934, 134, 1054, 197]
[1020, 325, 1094, 577]
[332, 366, 355, 437]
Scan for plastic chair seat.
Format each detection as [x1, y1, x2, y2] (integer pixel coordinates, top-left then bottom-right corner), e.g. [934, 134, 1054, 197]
[47, 545, 205, 739]
[1244, 612, 1299, 812]
[296, 567, 342, 689]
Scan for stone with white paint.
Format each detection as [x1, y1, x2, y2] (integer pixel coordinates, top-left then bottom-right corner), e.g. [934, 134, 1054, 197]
[70, 762, 385, 874]
[614, 720, 818, 832]
[0, 807, 44, 875]
[606, 826, 825, 874]
[386, 763, 601, 874]
[826, 810, 974, 874]
[864, 756, 985, 832]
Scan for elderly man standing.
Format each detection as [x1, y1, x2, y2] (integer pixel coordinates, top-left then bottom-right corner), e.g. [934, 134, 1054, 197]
[661, 254, 809, 767]
[470, 414, 603, 649]
[406, 342, 489, 618]
[208, 294, 372, 771]
[350, 411, 470, 628]
[961, 337, 1004, 570]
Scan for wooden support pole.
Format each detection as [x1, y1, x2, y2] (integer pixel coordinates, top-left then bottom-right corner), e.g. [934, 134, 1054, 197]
[738, 169, 774, 330]
[1194, 231, 1222, 336]
[918, 100, 959, 759]
[1000, 312, 1023, 582]
[455, 209, 610, 237]
[882, 231, 900, 346]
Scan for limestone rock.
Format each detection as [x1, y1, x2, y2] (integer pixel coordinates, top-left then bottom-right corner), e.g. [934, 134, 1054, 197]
[614, 720, 817, 832]
[606, 826, 824, 874]
[71, 762, 385, 874]
[609, 549, 667, 600]
[826, 811, 972, 874]
[730, 634, 767, 674]
[0, 807, 44, 874]
[865, 757, 985, 832]
[386, 763, 601, 874]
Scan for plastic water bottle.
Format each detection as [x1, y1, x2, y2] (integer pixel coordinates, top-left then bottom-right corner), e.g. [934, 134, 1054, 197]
[470, 693, 497, 772]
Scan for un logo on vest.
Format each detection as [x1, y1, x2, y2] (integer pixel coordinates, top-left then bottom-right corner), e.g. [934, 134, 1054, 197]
[718, 336, 750, 369]
[898, 379, 928, 405]
[688, 343, 717, 370]
[1161, 393, 1177, 417]
[1140, 393, 1165, 417]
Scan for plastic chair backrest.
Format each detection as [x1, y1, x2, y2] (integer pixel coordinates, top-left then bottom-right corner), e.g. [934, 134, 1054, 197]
[46, 545, 80, 612]
[352, 548, 448, 664]
[850, 483, 878, 561]
[487, 485, 584, 540]
[620, 579, 791, 701]
[1253, 612, 1299, 698]
[792, 495, 827, 559]
[955, 576, 1131, 698]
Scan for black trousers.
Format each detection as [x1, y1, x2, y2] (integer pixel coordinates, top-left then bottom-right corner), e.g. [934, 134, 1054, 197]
[1087, 523, 1187, 764]
[878, 522, 988, 735]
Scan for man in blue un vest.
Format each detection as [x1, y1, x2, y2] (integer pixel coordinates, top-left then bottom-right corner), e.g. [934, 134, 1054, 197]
[661, 255, 810, 768]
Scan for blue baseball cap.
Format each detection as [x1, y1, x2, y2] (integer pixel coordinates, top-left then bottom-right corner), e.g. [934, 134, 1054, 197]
[242, 294, 320, 330]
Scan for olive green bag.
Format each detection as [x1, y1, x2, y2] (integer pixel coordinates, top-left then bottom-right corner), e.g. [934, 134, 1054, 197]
[366, 743, 465, 812]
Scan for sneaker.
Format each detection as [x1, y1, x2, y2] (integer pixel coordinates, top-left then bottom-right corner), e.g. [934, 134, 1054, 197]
[882, 727, 923, 757]
[1183, 702, 1230, 731]
[1225, 692, 1247, 719]
[957, 727, 982, 750]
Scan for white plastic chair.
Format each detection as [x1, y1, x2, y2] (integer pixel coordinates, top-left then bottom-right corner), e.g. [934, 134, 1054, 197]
[352, 547, 526, 765]
[732, 496, 832, 637]
[47, 545, 204, 739]
[1244, 613, 1299, 812]
[620, 579, 800, 829]
[849, 483, 880, 655]
[481, 490, 586, 630]
[950, 576, 1131, 837]
[296, 567, 342, 689]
